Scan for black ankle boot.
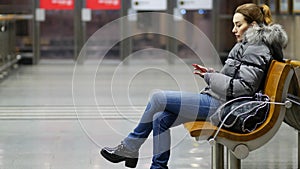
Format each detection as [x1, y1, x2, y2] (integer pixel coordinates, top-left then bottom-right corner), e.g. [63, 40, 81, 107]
[100, 144, 139, 168]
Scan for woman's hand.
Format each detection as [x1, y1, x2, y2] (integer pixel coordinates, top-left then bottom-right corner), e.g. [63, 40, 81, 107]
[192, 64, 215, 77]
[192, 64, 208, 77]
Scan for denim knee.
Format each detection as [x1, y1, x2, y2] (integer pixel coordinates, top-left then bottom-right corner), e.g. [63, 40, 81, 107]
[150, 91, 167, 107]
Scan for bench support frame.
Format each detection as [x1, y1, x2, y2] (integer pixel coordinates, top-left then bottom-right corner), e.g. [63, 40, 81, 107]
[212, 143, 224, 169]
[211, 143, 242, 169]
[227, 149, 241, 169]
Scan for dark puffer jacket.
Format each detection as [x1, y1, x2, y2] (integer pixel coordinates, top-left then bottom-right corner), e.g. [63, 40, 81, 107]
[202, 24, 288, 102]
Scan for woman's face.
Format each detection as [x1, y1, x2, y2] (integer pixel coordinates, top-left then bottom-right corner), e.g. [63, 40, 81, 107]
[232, 13, 251, 42]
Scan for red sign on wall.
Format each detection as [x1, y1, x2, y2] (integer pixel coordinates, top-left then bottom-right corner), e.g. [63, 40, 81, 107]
[86, 0, 121, 10]
[40, 0, 74, 10]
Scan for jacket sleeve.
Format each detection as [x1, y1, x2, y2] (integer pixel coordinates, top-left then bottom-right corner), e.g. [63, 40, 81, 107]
[204, 45, 270, 99]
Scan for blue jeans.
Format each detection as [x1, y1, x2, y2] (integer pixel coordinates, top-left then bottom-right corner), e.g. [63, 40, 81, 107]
[122, 90, 221, 169]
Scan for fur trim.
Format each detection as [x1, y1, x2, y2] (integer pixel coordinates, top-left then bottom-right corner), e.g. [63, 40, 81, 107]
[244, 24, 288, 48]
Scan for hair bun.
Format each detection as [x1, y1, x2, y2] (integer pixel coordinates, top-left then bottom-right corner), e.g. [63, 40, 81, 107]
[260, 4, 272, 25]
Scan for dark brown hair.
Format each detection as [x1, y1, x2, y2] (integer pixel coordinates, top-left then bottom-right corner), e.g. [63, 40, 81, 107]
[235, 3, 272, 25]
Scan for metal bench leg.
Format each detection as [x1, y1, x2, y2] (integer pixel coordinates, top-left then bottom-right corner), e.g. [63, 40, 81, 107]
[212, 143, 224, 169]
[227, 149, 241, 169]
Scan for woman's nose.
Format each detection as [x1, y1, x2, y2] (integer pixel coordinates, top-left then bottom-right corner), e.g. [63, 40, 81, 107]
[232, 27, 237, 33]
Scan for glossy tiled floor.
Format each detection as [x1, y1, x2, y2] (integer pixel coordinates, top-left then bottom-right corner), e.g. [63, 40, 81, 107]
[0, 58, 298, 169]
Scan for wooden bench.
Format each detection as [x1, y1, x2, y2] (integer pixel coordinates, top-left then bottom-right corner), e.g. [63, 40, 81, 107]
[184, 60, 294, 169]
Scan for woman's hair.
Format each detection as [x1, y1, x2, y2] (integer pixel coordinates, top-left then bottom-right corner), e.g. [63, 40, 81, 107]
[235, 3, 272, 25]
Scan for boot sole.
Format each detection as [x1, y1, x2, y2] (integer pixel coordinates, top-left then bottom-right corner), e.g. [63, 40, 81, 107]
[100, 149, 138, 168]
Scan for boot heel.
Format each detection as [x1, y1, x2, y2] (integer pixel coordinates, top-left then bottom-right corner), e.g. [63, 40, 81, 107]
[125, 158, 138, 168]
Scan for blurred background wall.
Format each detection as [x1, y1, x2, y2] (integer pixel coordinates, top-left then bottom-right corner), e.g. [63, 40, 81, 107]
[0, 0, 299, 64]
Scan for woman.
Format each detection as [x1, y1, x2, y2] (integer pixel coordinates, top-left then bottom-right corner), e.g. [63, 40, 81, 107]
[100, 3, 288, 169]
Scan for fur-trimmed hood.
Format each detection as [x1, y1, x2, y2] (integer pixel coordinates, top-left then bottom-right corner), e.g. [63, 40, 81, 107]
[244, 24, 288, 61]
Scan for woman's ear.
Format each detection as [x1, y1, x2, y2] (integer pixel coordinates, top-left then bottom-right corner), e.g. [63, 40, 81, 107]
[251, 21, 258, 26]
